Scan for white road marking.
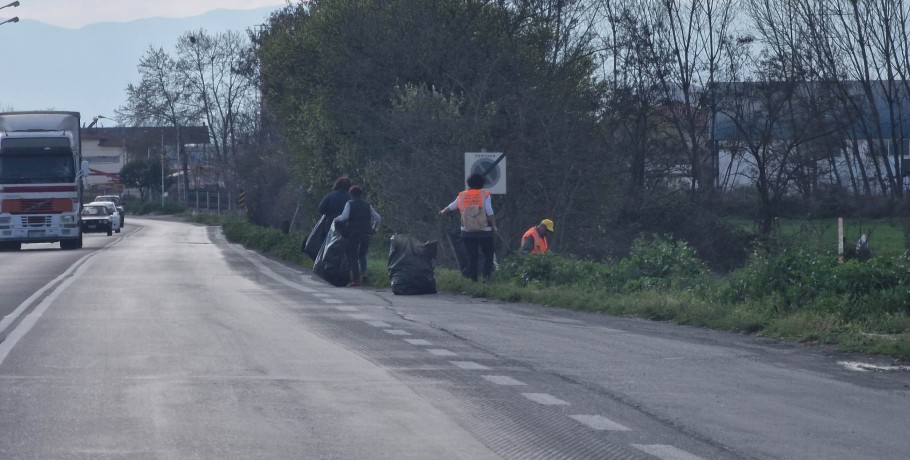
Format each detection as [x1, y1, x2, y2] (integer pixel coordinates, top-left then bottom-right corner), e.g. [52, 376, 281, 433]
[839, 361, 910, 372]
[321, 299, 344, 304]
[347, 313, 373, 320]
[313, 293, 330, 297]
[450, 361, 490, 370]
[631, 444, 704, 460]
[334, 306, 359, 312]
[483, 375, 526, 386]
[521, 393, 569, 406]
[384, 330, 410, 336]
[427, 349, 458, 357]
[365, 321, 392, 328]
[404, 339, 432, 346]
[0, 252, 99, 365]
[569, 414, 631, 431]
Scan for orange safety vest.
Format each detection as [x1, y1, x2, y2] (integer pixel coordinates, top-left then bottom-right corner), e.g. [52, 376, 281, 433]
[522, 226, 549, 254]
[457, 189, 490, 211]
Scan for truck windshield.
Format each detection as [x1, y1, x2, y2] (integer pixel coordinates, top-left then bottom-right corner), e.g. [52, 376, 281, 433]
[0, 137, 76, 184]
[0, 153, 76, 184]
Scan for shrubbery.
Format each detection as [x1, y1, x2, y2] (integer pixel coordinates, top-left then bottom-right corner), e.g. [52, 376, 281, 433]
[498, 234, 710, 293]
[723, 247, 910, 318]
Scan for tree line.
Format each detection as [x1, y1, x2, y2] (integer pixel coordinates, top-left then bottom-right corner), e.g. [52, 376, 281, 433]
[119, 0, 910, 269]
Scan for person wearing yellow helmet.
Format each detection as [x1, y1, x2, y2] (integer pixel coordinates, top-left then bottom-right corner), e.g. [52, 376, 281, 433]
[520, 219, 554, 255]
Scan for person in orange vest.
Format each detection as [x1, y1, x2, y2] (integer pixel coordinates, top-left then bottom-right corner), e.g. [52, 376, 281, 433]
[520, 219, 554, 255]
[439, 173, 498, 281]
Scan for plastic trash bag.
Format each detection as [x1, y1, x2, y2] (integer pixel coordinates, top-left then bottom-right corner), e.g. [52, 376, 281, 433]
[313, 222, 350, 287]
[388, 234, 437, 295]
[302, 215, 331, 260]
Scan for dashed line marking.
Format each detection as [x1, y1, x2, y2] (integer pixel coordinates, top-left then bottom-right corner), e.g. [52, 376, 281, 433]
[483, 375, 526, 386]
[839, 361, 910, 372]
[347, 313, 373, 320]
[450, 361, 490, 370]
[321, 299, 344, 304]
[569, 414, 631, 431]
[313, 293, 330, 297]
[365, 320, 392, 328]
[334, 306, 359, 312]
[404, 339, 432, 346]
[427, 349, 458, 357]
[631, 444, 704, 460]
[384, 330, 410, 336]
[521, 393, 569, 406]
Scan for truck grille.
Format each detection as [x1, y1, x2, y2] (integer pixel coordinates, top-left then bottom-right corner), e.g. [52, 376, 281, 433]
[21, 216, 51, 227]
[2, 198, 73, 214]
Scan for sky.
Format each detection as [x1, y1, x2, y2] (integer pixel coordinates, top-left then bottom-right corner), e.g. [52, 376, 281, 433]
[0, 3, 286, 124]
[6, 0, 287, 29]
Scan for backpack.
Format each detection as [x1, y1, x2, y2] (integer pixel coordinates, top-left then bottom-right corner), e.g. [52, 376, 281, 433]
[459, 190, 489, 232]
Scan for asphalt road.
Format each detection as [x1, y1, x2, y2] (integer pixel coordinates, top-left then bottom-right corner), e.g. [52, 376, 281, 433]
[0, 216, 908, 459]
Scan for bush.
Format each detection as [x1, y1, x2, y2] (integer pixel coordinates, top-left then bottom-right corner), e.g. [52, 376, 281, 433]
[724, 247, 837, 312]
[125, 201, 185, 215]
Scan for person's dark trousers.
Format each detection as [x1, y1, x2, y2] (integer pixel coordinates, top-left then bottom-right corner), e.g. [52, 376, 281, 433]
[463, 234, 494, 281]
[346, 234, 371, 281]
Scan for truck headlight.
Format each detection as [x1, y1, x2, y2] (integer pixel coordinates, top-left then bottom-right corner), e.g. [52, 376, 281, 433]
[61, 215, 75, 224]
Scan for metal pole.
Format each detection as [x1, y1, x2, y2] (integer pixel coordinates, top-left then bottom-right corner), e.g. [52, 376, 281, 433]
[160, 131, 165, 207]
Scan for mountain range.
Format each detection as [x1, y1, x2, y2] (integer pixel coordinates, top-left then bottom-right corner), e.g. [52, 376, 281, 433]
[0, 5, 283, 124]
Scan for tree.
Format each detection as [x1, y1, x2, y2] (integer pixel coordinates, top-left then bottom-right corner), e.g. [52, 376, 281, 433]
[176, 30, 259, 178]
[118, 47, 200, 201]
[258, 0, 610, 256]
[119, 157, 168, 201]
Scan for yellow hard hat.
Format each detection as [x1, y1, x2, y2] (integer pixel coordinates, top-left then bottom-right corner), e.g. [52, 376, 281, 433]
[540, 219, 554, 232]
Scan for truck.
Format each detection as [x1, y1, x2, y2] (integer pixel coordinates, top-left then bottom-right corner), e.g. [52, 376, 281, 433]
[0, 111, 89, 250]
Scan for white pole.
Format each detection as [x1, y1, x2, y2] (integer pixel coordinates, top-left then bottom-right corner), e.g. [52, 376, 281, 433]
[837, 217, 844, 263]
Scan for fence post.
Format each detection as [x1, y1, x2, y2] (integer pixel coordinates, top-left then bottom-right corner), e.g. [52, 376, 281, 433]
[837, 217, 844, 264]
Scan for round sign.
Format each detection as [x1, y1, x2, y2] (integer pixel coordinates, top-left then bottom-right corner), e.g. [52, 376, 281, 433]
[470, 158, 501, 188]
[464, 152, 507, 194]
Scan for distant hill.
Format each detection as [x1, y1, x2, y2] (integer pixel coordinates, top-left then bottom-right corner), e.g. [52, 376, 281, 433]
[0, 5, 283, 123]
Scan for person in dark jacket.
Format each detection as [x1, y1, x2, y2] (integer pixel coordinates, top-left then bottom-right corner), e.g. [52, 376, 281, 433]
[334, 186, 381, 287]
[318, 176, 353, 220]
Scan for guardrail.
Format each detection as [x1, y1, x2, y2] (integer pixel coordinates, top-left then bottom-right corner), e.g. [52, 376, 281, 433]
[181, 190, 236, 215]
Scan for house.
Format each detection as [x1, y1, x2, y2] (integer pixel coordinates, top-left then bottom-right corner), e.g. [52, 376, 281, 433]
[81, 125, 210, 195]
[709, 80, 910, 196]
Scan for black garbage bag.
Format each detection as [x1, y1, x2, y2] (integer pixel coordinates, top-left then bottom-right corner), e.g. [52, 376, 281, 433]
[388, 234, 437, 295]
[313, 222, 350, 287]
[302, 215, 331, 260]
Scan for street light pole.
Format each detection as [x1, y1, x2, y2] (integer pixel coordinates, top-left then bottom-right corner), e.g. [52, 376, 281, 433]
[161, 130, 165, 207]
[1, 1, 20, 28]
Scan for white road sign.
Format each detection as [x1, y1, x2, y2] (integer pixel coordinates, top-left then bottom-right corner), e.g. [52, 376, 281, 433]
[465, 152, 506, 194]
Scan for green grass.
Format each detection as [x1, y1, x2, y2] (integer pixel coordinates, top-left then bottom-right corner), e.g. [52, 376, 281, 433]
[728, 217, 907, 256]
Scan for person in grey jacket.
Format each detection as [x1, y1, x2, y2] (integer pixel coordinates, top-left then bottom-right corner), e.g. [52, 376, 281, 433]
[334, 186, 381, 286]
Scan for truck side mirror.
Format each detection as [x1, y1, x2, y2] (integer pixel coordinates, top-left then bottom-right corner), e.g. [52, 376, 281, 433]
[80, 160, 90, 178]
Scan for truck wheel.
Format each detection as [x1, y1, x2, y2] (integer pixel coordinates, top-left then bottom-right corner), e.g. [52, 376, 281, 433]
[115, 228, 121, 233]
[60, 237, 80, 250]
[0, 241, 21, 251]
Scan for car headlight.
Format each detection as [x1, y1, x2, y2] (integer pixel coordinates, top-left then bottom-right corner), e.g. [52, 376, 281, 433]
[61, 215, 75, 223]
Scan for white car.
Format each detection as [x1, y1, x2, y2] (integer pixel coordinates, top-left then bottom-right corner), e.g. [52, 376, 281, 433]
[85, 201, 121, 234]
[94, 195, 124, 226]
